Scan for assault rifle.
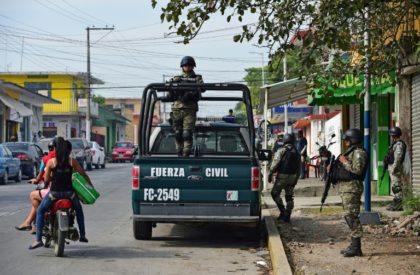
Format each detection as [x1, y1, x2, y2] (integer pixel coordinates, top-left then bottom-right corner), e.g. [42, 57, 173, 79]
[380, 154, 393, 185]
[320, 155, 336, 212]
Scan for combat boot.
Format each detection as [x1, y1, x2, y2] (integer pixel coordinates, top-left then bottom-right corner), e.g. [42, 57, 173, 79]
[342, 237, 362, 257]
[386, 198, 403, 211]
[277, 206, 287, 221]
[340, 242, 352, 254]
[280, 211, 291, 223]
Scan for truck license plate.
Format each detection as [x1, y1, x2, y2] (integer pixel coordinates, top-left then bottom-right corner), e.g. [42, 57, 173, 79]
[144, 188, 180, 201]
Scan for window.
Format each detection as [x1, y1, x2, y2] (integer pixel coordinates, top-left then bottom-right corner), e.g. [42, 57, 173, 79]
[24, 82, 52, 98]
[69, 139, 84, 149]
[151, 128, 249, 155]
[125, 104, 134, 111]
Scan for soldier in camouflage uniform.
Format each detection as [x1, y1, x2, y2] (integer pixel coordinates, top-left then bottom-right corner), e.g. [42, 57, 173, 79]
[268, 133, 301, 223]
[386, 127, 407, 211]
[337, 128, 368, 257]
[168, 56, 204, 157]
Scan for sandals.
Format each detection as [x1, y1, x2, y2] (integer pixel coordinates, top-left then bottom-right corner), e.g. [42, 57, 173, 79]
[28, 241, 44, 250]
[15, 225, 32, 231]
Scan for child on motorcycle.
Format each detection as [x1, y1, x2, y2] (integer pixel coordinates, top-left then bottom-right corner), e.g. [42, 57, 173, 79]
[29, 137, 93, 250]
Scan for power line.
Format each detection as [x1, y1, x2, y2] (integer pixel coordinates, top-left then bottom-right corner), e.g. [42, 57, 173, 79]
[61, 0, 111, 26]
[33, 0, 91, 25]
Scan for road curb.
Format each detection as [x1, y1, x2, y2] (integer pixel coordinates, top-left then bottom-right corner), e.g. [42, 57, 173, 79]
[262, 208, 293, 275]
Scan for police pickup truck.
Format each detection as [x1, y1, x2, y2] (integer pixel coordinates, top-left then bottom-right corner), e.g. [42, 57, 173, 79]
[132, 83, 269, 240]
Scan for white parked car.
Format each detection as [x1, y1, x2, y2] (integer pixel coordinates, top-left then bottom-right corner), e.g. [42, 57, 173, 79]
[89, 141, 106, 169]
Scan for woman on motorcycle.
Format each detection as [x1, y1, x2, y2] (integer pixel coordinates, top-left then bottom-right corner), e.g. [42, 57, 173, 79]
[29, 137, 92, 250]
[15, 140, 56, 233]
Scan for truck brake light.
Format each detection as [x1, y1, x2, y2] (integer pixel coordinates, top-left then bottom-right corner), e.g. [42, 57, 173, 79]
[251, 167, 260, 191]
[132, 166, 140, 190]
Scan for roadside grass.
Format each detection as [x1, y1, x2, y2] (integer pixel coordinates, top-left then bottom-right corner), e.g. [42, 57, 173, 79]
[296, 206, 343, 216]
[402, 195, 420, 216]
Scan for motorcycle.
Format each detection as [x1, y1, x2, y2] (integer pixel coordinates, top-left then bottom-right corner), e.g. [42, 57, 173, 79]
[42, 198, 79, 257]
[314, 134, 336, 180]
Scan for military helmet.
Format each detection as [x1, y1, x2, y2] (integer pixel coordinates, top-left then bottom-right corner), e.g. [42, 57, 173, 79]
[283, 133, 296, 144]
[180, 56, 196, 67]
[389, 127, 402, 137]
[48, 139, 56, 151]
[342, 128, 363, 145]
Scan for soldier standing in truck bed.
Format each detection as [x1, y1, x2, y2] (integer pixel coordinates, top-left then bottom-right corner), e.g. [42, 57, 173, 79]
[167, 56, 203, 157]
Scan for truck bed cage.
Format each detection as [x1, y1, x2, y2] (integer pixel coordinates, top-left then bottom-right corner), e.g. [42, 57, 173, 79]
[139, 83, 256, 156]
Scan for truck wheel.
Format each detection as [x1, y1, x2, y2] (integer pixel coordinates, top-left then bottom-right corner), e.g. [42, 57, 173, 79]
[133, 220, 152, 240]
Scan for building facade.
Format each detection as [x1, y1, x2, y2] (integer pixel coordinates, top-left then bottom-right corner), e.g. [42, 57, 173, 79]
[0, 81, 60, 142]
[0, 72, 103, 139]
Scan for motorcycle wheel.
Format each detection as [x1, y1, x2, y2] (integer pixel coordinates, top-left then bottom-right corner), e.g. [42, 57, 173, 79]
[53, 220, 66, 257]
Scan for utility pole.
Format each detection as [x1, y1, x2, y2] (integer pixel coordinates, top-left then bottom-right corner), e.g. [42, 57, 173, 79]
[360, 5, 380, 225]
[86, 26, 114, 141]
[20, 37, 24, 71]
[283, 54, 288, 133]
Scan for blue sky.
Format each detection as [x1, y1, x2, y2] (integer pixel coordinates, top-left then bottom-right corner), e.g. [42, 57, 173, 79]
[0, 0, 264, 99]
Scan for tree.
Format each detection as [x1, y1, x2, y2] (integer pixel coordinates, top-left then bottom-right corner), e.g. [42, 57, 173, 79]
[151, 0, 419, 93]
[238, 49, 302, 113]
[92, 94, 106, 105]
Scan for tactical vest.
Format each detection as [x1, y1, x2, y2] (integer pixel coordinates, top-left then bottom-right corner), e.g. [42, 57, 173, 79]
[385, 140, 406, 166]
[169, 72, 202, 105]
[333, 146, 367, 182]
[277, 146, 300, 175]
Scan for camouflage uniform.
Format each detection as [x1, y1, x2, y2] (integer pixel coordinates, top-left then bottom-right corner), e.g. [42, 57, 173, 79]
[169, 71, 203, 156]
[269, 143, 301, 220]
[388, 139, 406, 203]
[337, 146, 368, 239]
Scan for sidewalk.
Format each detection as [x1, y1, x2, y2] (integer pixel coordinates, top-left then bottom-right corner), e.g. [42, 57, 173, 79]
[262, 178, 398, 275]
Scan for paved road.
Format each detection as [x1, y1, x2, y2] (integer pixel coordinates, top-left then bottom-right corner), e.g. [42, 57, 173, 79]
[0, 163, 266, 275]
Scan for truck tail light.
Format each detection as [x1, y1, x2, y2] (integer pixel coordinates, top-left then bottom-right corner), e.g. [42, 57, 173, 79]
[132, 166, 140, 190]
[251, 167, 260, 191]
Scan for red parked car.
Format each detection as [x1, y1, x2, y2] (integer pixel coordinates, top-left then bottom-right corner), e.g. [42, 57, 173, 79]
[111, 142, 136, 163]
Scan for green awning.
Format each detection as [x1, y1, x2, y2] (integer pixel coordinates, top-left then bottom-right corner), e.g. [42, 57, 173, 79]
[308, 72, 395, 106]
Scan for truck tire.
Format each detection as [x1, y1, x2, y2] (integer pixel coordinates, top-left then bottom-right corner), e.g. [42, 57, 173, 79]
[133, 220, 152, 240]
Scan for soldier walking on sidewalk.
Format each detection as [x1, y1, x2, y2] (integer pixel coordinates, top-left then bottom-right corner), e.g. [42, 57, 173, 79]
[336, 129, 368, 257]
[268, 133, 301, 223]
[386, 127, 407, 211]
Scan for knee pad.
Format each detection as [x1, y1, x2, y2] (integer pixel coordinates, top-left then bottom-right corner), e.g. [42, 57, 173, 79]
[344, 214, 359, 230]
[175, 130, 183, 143]
[183, 130, 192, 142]
[271, 189, 278, 198]
[392, 185, 402, 194]
[285, 194, 294, 202]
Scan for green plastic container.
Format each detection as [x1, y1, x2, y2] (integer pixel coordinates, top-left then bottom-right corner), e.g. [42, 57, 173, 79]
[72, 172, 100, 204]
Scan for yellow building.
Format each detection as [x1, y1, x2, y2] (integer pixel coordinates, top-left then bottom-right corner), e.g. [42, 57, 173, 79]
[0, 81, 60, 142]
[0, 72, 103, 139]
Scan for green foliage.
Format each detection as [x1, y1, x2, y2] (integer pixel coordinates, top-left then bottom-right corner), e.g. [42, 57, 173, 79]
[402, 196, 420, 216]
[240, 49, 302, 113]
[151, 0, 420, 97]
[92, 94, 106, 105]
